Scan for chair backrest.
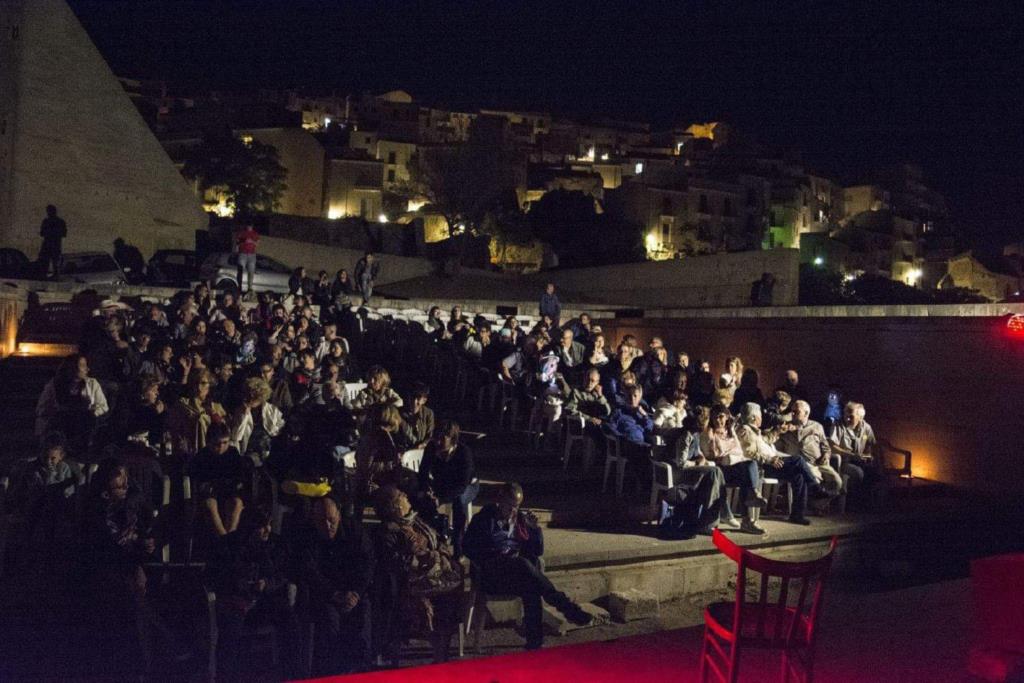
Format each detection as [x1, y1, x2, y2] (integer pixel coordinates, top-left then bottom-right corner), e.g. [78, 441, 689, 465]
[712, 528, 837, 649]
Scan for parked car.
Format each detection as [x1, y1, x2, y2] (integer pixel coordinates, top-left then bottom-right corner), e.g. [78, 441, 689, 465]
[147, 249, 201, 287]
[58, 251, 127, 286]
[0, 247, 40, 280]
[198, 252, 293, 294]
[14, 302, 89, 357]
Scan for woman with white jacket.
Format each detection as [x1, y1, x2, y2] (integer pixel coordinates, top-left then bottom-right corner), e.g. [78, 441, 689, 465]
[35, 354, 109, 446]
[230, 377, 285, 464]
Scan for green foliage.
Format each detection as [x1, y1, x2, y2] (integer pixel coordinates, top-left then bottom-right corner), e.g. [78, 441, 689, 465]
[528, 189, 644, 267]
[798, 264, 989, 305]
[183, 134, 288, 217]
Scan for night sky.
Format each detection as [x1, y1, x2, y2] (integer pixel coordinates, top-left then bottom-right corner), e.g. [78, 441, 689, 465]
[68, 0, 1023, 249]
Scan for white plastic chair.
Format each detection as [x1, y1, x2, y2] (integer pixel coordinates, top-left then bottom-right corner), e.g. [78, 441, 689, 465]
[401, 449, 424, 472]
[602, 434, 628, 496]
[562, 414, 594, 471]
[650, 460, 675, 522]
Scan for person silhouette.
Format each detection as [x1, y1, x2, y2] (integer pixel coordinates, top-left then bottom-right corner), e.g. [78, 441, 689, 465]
[38, 204, 67, 278]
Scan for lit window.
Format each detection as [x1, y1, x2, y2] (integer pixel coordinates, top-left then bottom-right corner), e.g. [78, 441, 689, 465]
[635, 162, 644, 174]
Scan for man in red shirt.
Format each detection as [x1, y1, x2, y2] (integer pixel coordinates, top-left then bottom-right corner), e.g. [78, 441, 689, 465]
[234, 223, 260, 298]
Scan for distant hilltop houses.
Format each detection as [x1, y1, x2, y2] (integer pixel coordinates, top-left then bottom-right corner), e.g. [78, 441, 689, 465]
[121, 82, 1012, 295]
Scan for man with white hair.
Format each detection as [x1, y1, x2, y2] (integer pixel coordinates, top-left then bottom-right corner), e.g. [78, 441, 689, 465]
[776, 400, 843, 496]
[736, 403, 821, 525]
[830, 401, 878, 499]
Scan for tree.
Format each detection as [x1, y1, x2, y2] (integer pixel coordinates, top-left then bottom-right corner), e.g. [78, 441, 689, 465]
[396, 127, 524, 240]
[183, 133, 288, 217]
[528, 189, 644, 267]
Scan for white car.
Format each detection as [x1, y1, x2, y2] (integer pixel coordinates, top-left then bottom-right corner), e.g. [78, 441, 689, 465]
[59, 251, 127, 286]
[199, 252, 294, 294]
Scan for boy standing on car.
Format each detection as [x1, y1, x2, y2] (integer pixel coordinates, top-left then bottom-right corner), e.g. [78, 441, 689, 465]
[38, 204, 67, 278]
[234, 222, 260, 299]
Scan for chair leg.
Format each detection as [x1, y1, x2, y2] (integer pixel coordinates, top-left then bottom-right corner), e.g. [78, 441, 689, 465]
[602, 457, 613, 492]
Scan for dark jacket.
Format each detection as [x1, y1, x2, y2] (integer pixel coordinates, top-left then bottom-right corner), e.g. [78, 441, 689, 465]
[290, 520, 375, 602]
[417, 442, 474, 500]
[604, 405, 655, 445]
[539, 292, 561, 324]
[463, 504, 544, 565]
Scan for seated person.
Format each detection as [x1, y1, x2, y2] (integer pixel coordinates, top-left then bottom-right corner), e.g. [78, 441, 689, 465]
[700, 404, 767, 535]
[730, 368, 766, 414]
[399, 382, 435, 450]
[81, 457, 169, 663]
[300, 381, 358, 480]
[113, 375, 166, 449]
[190, 422, 248, 537]
[554, 328, 586, 381]
[416, 421, 478, 557]
[735, 403, 820, 526]
[654, 387, 689, 450]
[7, 433, 77, 546]
[291, 494, 374, 675]
[829, 402, 879, 500]
[558, 367, 611, 441]
[655, 412, 730, 537]
[121, 433, 166, 510]
[230, 377, 286, 466]
[353, 405, 403, 511]
[604, 384, 654, 447]
[205, 507, 299, 679]
[463, 483, 591, 650]
[776, 400, 844, 496]
[350, 366, 403, 416]
[373, 486, 464, 662]
[762, 390, 794, 432]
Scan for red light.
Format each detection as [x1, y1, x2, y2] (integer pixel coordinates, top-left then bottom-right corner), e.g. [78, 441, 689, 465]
[1008, 314, 1024, 338]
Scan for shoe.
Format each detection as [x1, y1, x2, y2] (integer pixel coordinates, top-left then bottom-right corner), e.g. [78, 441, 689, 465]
[787, 516, 812, 526]
[718, 517, 741, 530]
[740, 519, 767, 535]
[524, 635, 544, 650]
[562, 603, 593, 627]
[745, 492, 768, 509]
[696, 526, 715, 536]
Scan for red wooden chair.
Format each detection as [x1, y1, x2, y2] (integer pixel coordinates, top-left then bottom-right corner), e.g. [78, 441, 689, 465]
[700, 529, 838, 683]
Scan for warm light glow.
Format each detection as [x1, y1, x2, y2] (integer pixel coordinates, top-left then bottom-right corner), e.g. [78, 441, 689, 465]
[600, 153, 609, 161]
[907, 268, 922, 285]
[327, 206, 345, 220]
[407, 199, 426, 212]
[645, 233, 658, 250]
[378, 213, 388, 223]
[635, 162, 644, 174]
[585, 147, 596, 161]
[324, 117, 332, 127]
[240, 134, 253, 147]
[210, 197, 235, 218]
[15, 342, 78, 357]
[843, 273, 856, 283]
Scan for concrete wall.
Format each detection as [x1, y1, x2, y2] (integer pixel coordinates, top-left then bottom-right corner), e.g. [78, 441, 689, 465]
[258, 235, 435, 286]
[0, 0, 206, 257]
[533, 249, 799, 308]
[594, 315, 1024, 494]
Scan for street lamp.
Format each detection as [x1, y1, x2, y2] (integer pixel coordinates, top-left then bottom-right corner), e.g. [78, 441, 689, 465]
[813, 256, 824, 267]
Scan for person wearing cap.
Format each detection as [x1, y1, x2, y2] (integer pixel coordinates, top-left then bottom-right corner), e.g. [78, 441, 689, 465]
[463, 483, 591, 650]
[735, 402, 819, 525]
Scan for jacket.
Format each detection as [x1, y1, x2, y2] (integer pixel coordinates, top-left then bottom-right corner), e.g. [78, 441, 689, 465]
[290, 520, 375, 603]
[604, 405, 654, 445]
[35, 377, 109, 437]
[463, 504, 544, 564]
[777, 419, 832, 465]
[538, 292, 561, 322]
[735, 423, 780, 465]
[558, 378, 611, 419]
[418, 442, 474, 500]
[230, 402, 285, 456]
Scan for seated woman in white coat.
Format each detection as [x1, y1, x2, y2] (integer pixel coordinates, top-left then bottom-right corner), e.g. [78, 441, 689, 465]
[35, 354, 109, 454]
[230, 377, 285, 466]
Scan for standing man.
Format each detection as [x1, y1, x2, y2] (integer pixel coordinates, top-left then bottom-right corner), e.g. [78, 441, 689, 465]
[38, 204, 67, 278]
[234, 222, 260, 299]
[539, 282, 561, 331]
[354, 252, 379, 305]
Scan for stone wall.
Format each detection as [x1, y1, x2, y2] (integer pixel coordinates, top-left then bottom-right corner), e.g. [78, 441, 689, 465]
[0, 0, 206, 257]
[532, 249, 799, 308]
[258, 235, 436, 286]
[595, 315, 1024, 493]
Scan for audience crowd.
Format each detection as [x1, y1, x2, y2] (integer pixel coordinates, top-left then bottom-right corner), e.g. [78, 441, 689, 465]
[1, 278, 888, 677]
